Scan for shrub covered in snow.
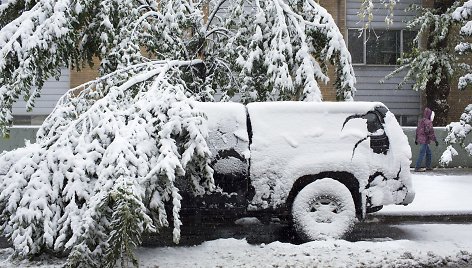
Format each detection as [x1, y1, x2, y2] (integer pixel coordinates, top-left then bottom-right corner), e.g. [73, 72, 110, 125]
[440, 104, 472, 165]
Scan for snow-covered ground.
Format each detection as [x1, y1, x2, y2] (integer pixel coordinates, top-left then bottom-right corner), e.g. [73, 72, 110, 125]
[376, 171, 472, 216]
[1, 171, 471, 267]
[137, 225, 472, 267]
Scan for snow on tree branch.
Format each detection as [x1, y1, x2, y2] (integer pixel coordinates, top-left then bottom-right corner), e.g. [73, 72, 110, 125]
[0, 0, 206, 135]
[453, 0, 472, 90]
[440, 1, 472, 165]
[383, 3, 460, 93]
[0, 60, 214, 266]
[0, 0, 82, 135]
[357, 0, 398, 29]
[210, 0, 355, 102]
[440, 104, 472, 165]
[384, 50, 455, 92]
[0, 0, 357, 137]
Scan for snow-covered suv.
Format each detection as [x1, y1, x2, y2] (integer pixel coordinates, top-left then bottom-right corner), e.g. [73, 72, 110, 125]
[181, 101, 415, 240]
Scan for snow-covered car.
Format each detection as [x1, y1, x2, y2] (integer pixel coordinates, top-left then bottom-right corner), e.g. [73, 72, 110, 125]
[180, 101, 415, 240]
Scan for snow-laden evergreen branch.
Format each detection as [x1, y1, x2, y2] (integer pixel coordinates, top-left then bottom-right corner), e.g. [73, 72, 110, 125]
[211, 0, 356, 102]
[0, 60, 214, 266]
[0, 0, 83, 135]
[440, 104, 472, 165]
[0, 0, 357, 137]
[440, 0, 472, 165]
[453, 0, 472, 90]
[384, 51, 455, 92]
[383, 3, 460, 92]
[380, 2, 463, 126]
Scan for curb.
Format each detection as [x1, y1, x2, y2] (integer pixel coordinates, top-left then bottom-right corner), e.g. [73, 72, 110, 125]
[367, 214, 472, 223]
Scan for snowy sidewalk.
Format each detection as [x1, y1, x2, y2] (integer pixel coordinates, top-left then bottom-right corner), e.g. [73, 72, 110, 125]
[374, 168, 472, 216]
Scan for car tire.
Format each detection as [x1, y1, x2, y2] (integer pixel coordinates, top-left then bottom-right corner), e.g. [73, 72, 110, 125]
[292, 178, 356, 240]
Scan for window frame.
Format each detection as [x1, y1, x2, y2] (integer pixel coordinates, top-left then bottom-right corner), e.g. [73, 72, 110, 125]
[347, 29, 416, 66]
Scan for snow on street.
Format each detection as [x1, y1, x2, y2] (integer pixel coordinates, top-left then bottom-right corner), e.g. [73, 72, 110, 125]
[137, 224, 472, 268]
[1, 171, 471, 267]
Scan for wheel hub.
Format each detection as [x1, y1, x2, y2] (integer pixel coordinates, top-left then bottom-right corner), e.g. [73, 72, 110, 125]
[309, 197, 340, 223]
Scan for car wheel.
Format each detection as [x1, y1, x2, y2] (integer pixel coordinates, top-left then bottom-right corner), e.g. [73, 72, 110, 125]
[292, 178, 356, 240]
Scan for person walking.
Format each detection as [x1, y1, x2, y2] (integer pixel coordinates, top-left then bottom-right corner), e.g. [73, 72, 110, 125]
[414, 107, 438, 171]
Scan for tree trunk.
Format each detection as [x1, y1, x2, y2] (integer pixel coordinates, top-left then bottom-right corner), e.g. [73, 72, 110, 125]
[422, 0, 454, 126]
[425, 67, 450, 126]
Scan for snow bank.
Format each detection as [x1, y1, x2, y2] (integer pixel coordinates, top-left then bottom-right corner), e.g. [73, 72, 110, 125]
[135, 235, 472, 268]
[375, 173, 472, 216]
[2, 223, 472, 268]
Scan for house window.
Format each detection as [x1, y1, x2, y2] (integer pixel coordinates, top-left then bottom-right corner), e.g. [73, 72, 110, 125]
[348, 29, 417, 65]
[395, 115, 418, 127]
[12, 115, 48, 126]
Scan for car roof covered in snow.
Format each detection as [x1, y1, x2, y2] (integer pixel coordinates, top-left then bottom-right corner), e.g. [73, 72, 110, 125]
[246, 101, 386, 114]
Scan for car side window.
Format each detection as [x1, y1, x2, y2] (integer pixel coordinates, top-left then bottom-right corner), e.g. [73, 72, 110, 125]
[363, 112, 389, 154]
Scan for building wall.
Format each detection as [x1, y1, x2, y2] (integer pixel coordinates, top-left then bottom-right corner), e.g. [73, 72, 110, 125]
[318, 0, 346, 101]
[346, 0, 419, 29]
[11, 67, 70, 124]
[70, 58, 101, 89]
[345, 0, 422, 125]
[353, 66, 420, 120]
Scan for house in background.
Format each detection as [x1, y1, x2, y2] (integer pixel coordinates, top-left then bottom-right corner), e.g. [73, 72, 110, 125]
[8, 0, 472, 127]
[319, 0, 472, 126]
[345, 0, 421, 126]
